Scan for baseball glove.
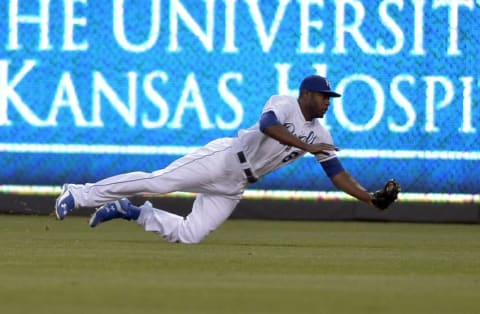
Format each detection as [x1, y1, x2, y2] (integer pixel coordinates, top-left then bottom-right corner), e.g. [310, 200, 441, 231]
[371, 179, 401, 210]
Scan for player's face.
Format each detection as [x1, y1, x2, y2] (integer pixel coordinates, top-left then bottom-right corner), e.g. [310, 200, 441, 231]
[304, 91, 331, 120]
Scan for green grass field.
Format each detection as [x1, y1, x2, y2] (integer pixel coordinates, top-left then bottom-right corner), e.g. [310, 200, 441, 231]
[0, 215, 479, 314]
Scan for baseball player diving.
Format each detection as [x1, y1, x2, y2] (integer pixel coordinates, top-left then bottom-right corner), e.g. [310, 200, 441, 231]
[55, 75, 400, 244]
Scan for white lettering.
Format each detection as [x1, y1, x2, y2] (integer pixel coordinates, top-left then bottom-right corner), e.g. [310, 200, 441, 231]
[0, 60, 46, 126]
[113, 0, 161, 52]
[63, 0, 88, 51]
[222, 0, 239, 53]
[410, 0, 426, 55]
[8, 0, 52, 50]
[142, 71, 170, 129]
[298, 0, 325, 54]
[333, 0, 375, 54]
[424, 76, 454, 132]
[92, 72, 137, 127]
[245, 0, 290, 53]
[46, 72, 88, 126]
[168, 0, 215, 52]
[168, 73, 214, 129]
[275, 63, 328, 96]
[459, 76, 475, 133]
[376, 0, 404, 55]
[216, 72, 243, 129]
[275, 63, 295, 96]
[334, 74, 384, 131]
[433, 0, 475, 55]
[389, 74, 416, 132]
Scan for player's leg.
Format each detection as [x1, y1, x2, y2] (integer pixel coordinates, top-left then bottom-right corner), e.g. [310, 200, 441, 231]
[55, 172, 161, 220]
[56, 138, 240, 219]
[88, 193, 240, 243]
[89, 198, 141, 227]
[136, 193, 241, 243]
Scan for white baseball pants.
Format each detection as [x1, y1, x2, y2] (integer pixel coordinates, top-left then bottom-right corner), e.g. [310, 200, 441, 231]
[69, 138, 248, 243]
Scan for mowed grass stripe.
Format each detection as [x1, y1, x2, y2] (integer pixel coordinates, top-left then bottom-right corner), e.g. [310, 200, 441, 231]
[0, 215, 479, 314]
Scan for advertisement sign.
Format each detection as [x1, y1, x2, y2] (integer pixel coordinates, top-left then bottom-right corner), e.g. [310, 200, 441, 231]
[1, 0, 479, 194]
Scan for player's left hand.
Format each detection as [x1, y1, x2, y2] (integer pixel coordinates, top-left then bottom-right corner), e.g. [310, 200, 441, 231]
[309, 143, 339, 156]
[371, 179, 401, 210]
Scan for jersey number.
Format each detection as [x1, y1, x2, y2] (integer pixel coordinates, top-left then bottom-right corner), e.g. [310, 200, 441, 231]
[282, 151, 300, 163]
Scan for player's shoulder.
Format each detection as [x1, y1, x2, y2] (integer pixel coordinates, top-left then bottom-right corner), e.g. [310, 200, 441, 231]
[268, 94, 297, 104]
[312, 118, 329, 130]
[312, 119, 333, 140]
[265, 95, 298, 110]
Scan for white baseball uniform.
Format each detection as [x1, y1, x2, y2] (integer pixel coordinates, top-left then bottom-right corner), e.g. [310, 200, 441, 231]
[68, 95, 337, 243]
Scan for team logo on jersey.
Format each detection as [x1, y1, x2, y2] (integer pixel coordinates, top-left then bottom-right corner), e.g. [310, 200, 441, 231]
[283, 122, 318, 146]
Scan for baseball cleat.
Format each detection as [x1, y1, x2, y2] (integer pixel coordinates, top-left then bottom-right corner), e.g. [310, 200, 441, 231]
[55, 184, 76, 220]
[89, 198, 139, 228]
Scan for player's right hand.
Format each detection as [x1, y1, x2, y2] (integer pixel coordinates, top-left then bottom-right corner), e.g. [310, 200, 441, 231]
[308, 143, 339, 156]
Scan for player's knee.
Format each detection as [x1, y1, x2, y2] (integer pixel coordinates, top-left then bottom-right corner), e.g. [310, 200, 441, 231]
[177, 238, 203, 244]
[177, 230, 208, 244]
[177, 221, 211, 244]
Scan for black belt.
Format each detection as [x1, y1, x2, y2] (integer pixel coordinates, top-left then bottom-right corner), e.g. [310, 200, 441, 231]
[237, 151, 257, 183]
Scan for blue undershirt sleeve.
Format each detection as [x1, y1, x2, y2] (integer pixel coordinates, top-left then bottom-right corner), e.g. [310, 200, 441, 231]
[321, 157, 345, 178]
[259, 110, 281, 133]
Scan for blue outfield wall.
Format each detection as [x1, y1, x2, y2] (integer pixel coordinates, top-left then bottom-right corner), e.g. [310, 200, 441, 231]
[0, 0, 479, 197]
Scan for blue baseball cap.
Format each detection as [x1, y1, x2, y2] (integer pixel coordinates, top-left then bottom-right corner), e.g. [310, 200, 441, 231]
[299, 75, 341, 97]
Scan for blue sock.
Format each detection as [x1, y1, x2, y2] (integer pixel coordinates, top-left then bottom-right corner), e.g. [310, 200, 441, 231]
[127, 203, 141, 220]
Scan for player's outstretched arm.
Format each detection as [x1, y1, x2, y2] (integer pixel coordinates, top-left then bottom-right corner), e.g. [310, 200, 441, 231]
[330, 172, 401, 210]
[330, 171, 374, 206]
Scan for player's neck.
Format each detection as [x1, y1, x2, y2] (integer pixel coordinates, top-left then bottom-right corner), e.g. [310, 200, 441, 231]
[298, 100, 313, 121]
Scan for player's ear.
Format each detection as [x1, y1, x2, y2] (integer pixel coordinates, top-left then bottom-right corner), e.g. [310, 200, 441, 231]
[298, 90, 307, 102]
